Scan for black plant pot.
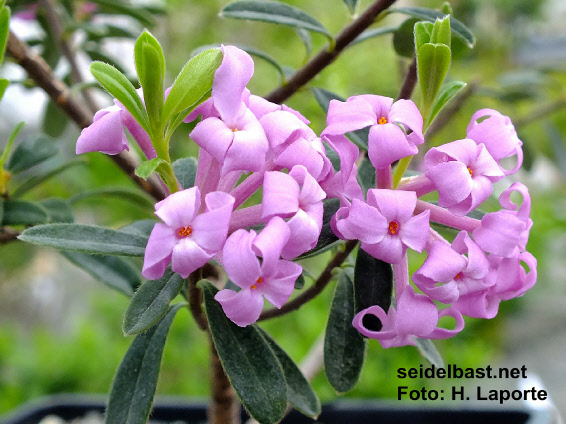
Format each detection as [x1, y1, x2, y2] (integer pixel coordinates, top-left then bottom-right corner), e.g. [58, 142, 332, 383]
[0, 395, 558, 424]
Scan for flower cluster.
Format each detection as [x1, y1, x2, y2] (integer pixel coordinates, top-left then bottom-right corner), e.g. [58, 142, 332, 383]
[76, 46, 536, 342]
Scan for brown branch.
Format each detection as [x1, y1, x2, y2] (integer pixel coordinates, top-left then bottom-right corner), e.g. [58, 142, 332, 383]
[259, 240, 358, 321]
[397, 56, 417, 101]
[265, 0, 397, 104]
[0, 227, 20, 244]
[424, 80, 479, 139]
[514, 97, 566, 130]
[188, 269, 209, 332]
[39, 0, 98, 113]
[6, 31, 166, 201]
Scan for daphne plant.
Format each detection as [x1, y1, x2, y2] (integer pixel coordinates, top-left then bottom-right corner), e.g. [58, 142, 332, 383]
[1, 1, 541, 424]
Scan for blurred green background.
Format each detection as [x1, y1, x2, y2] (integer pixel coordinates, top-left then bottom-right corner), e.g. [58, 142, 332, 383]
[1, 0, 565, 416]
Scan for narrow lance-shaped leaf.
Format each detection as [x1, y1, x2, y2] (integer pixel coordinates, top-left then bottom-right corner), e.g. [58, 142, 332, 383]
[393, 18, 421, 58]
[87, 0, 156, 27]
[134, 31, 165, 128]
[40, 198, 74, 223]
[295, 27, 312, 59]
[43, 99, 69, 138]
[172, 157, 197, 190]
[90, 61, 150, 133]
[417, 43, 451, 122]
[220, 1, 332, 40]
[259, 329, 321, 418]
[201, 281, 287, 424]
[3, 123, 33, 172]
[414, 21, 434, 51]
[415, 338, 444, 368]
[18, 224, 149, 256]
[342, 0, 358, 15]
[62, 251, 141, 297]
[428, 81, 466, 125]
[324, 269, 366, 393]
[2, 199, 49, 226]
[354, 249, 393, 332]
[430, 15, 451, 48]
[391, 6, 475, 48]
[105, 304, 184, 424]
[123, 269, 184, 335]
[162, 49, 223, 124]
[0, 78, 9, 102]
[70, 187, 155, 210]
[0, 6, 10, 66]
[135, 157, 167, 180]
[352, 26, 398, 46]
[12, 158, 87, 198]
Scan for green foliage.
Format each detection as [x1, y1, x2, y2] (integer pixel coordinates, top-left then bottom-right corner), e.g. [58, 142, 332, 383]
[0, 5, 10, 66]
[202, 281, 287, 424]
[70, 187, 155, 210]
[415, 338, 444, 367]
[2, 199, 49, 226]
[324, 270, 366, 393]
[123, 270, 184, 335]
[297, 198, 340, 259]
[342, 0, 358, 15]
[19, 224, 149, 256]
[172, 157, 197, 189]
[62, 252, 141, 297]
[106, 304, 183, 424]
[135, 158, 167, 179]
[428, 81, 467, 125]
[221, 1, 332, 41]
[12, 159, 87, 198]
[354, 250, 392, 332]
[162, 48, 223, 125]
[90, 61, 150, 133]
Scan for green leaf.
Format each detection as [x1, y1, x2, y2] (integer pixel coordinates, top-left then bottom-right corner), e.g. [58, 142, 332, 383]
[545, 123, 566, 180]
[105, 304, 183, 424]
[162, 48, 223, 124]
[393, 18, 420, 58]
[430, 16, 451, 48]
[417, 43, 451, 120]
[324, 269, 366, 393]
[135, 30, 165, 128]
[2, 199, 48, 226]
[202, 281, 287, 424]
[391, 7, 475, 48]
[342, 0, 358, 15]
[295, 27, 312, 58]
[352, 26, 397, 46]
[0, 6, 10, 66]
[415, 338, 444, 367]
[297, 198, 341, 259]
[42, 99, 69, 138]
[62, 252, 141, 296]
[220, 1, 332, 40]
[414, 21, 433, 51]
[135, 157, 167, 180]
[428, 81, 466, 125]
[0, 78, 9, 102]
[0, 197, 4, 225]
[40, 198, 74, 223]
[172, 157, 197, 190]
[88, 0, 156, 27]
[356, 156, 375, 196]
[70, 187, 155, 210]
[241, 45, 285, 82]
[18, 224, 148, 256]
[294, 273, 305, 290]
[354, 249, 392, 332]
[84, 47, 128, 75]
[123, 269, 184, 336]
[12, 159, 87, 198]
[311, 87, 368, 150]
[90, 61, 150, 133]
[259, 329, 321, 418]
[119, 219, 158, 238]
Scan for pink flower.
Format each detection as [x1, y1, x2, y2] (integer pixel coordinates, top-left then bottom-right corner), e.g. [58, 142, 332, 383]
[215, 217, 302, 327]
[262, 166, 326, 259]
[352, 286, 464, 348]
[425, 138, 504, 216]
[189, 46, 269, 176]
[142, 187, 234, 279]
[334, 189, 430, 264]
[466, 108, 523, 175]
[323, 95, 423, 169]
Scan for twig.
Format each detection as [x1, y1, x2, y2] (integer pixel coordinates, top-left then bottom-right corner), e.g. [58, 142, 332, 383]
[397, 56, 417, 101]
[265, 0, 397, 104]
[0, 227, 20, 244]
[514, 97, 566, 130]
[39, 0, 98, 113]
[259, 240, 358, 321]
[188, 269, 209, 332]
[6, 31, 166, 201]
[424, 80, 479, 139]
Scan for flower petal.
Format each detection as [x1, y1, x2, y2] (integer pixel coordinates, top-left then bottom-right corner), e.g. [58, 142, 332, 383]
[192, 191, 234, 251]
[222, 110, 268, 174]
[253, 216, 290, 276]
[259, 260, 302, 308]
[222, 229, 262, 289]
[323, 97, 376, 135]
[388, 99, 423, 140]
[395, 286, 438, 337]
[262, 171, 300, 220]
[368, 123, 418, 169]
[76, 108, 128, 155]
[367, 189, 417, 224]
[361, 234, 404, 264]
[171, 237, 214, 278]
[142, 223, 176, 280]
[190, 117, 234, 164]
[281, 209, 320, 259]
[335, 198, 387, 244]
[399, 210, 430, 253]
[154, 187, 201, 229]
[215, 288, 264, 327]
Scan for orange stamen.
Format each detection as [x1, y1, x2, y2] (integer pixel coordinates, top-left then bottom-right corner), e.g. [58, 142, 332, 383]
[231, 128, 238, 132]
[178, 226, 193, 237]
[388, 221, 399, 235]
[378, 117, 388, 125]
[251, 277, 263, 290]
[467, 167, 473, 176]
